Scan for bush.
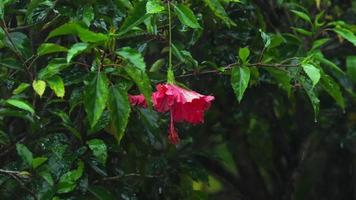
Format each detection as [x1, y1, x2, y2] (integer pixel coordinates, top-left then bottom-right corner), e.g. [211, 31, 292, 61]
[0, 0, 355, 199]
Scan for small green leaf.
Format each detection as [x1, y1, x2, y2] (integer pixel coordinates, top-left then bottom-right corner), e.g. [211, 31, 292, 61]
[231, 66, 250, 102]
[301, 77, 320, 120]
[40, 171, 54, 186]
[174, 4, 201, 29]
[32, 157, 48, 169]
[292, 27, 313, 36]
[67, 43, 89, 63]
[37, 43, 68, 56]
[203, 0, 236, 27]
[108, 86, 131, 143]
[118, 1, 150, 36]
[46, 22, 109, 43]
[82, 5, 94, 26]
[116, 47, 146, 71]
[146, 0, 164, 14]
[124, 65, 152, 108]
[311, 38, 330, 50]
[87, 139, 108, 165]
[291, 10, 312, 24]
[32, 79, 46, 97]
[302, 63, 320, 87]
[4, 32, 32, 59]
[84, 73, 109, 128]
[264, 68, 291, 96]
[6, 99, 35, 114]
[238, 47, 250, 63]
[320, 73, 345, 110]
[57, 161, 84, 194]
[347, 56, 356, 82]
[47, 75, 65, 98]
[333, 27, 356, 46]
[116, 0, 133, 10]
[16, 143, 33, 166]
[260, 30, 271, 48]
[12, 83, 30, 94]
[38, 58, 69, 80]
[314, 52, 344, 77]
[150, 58, 165, 72]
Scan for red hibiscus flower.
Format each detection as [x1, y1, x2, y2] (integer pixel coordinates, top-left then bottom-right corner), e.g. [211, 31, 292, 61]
[129, 84, 214, 144]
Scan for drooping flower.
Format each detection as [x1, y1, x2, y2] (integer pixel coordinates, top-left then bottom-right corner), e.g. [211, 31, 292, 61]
[129, 84, 214, 144]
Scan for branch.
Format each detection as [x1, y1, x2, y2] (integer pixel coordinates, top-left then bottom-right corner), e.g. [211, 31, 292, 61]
[177, 61, 300, 78]
[93, 173, 161, 183]
[0, 169, 36, 199]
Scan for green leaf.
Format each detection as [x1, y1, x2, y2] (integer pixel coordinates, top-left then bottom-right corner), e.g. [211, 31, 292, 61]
[67, 43, 89, 63]
[87, 139, 108, 165]
[150, 58, 165, 72]
[311, 38, 330, 50]
[174, 4, 201, 29]
[32, 79, 46, 97]
[314, 52, 345, 77]
[116, 0, 133, 10]
[260, 30, 271, 48]
[47, 75, 65, 98]
[231, 66, 250, 102]
[333, 27, 356, 46]
[291, 10, 312, 24]
[302, 63, 320, 87]
[264, 68, 291, 96]
[108, 86, 131, 143]
[0, 1, 14, 19]
[84, 73, 109, 129]
[46, 22, 109, 43]
[38, 58, 69, 80]
[16, 143, 33, 166]
[116, 47, 146, 71]
[203, 0, 236, 27]
[301, 77, 320, 120]
[238, 47, 250, 63]
[0, 130, 10, 145]
[347, 56, 356, 82]
[124, 65, 152, 108]
[32, 157, 48, 169]
[57, 161, 84, 194]
[37, 43, 68, 56]
[88, 186, 116, 200]
[12, 83, 30, 95]
[146, 0, 164, 14]
[292, 27, 313, 36]
[6, 99, 34, 114]
[40, 171, 54, 186]
[52, 110, 82, 140]
[0, 27, 5, 48]
[320, 73, 345, 109]
[118, 1, 150, 36]
[82, 5, 94, 26]
[4, 32, 31, 58]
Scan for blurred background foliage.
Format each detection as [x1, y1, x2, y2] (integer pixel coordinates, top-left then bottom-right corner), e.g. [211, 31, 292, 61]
[0, 0, 356, 199]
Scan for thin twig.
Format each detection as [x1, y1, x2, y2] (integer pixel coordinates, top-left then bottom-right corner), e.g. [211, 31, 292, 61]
[72, 61, 91, 68]
[94, 173, 161, 183]
[177, 61, 300, 78]
[0, 170, 36, 199]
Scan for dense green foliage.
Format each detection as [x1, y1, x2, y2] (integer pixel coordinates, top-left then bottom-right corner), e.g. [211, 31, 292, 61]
[0, 0, 356, 199]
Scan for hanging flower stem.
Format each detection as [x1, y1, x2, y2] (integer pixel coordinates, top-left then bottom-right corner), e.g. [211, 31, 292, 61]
[167, 1, 175, 84]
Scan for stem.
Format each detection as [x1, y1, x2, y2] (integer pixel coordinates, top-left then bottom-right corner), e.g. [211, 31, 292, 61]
[176, 61, 300, 78]
[167, 1, 175, 83]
